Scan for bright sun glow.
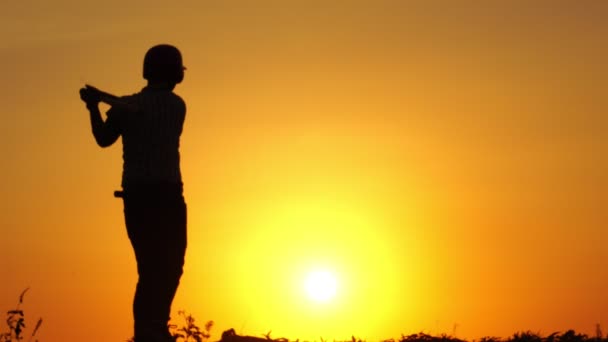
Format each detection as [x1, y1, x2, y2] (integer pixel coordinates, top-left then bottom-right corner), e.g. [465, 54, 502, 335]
[304, 270, 338, 303]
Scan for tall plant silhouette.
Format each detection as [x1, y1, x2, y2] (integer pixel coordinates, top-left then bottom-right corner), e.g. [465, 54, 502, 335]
[1, 288, 42, 342]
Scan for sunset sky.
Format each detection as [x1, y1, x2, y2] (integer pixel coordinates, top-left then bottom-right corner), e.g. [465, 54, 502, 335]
[1, 1, 607, 342]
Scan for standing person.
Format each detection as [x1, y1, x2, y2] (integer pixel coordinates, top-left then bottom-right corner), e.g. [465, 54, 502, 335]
[80, 44, 188, 342]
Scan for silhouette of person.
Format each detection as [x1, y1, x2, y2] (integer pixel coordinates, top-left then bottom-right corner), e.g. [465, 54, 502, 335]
[80, 44, 187, 342]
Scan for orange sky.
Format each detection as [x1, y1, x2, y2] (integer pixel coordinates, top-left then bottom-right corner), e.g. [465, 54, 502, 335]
[1, 1, 607, 342]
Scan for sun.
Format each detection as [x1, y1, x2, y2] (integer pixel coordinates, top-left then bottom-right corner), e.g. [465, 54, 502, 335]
[304, 269, 338, 303]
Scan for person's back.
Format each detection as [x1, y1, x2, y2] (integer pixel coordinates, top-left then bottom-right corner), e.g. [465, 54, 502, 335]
[80, 44, 188, 342]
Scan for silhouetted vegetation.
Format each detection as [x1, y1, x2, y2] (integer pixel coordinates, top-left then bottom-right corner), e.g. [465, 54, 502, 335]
[224, 328, 607, 342]
[3, 292, 607, 342]
[393, 330, 605, 342]
[1, 288, 42, 342]
[168, 310, 213, 342]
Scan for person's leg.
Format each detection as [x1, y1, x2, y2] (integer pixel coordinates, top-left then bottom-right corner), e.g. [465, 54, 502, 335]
[125, 200, 187, 341]
[152, 201, 187, 323]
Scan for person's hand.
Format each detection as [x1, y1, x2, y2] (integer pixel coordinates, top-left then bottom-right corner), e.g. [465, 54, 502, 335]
[79, 86, 101, 107]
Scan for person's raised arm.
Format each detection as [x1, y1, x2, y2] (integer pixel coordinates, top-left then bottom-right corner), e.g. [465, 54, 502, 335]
[80, 87, 121, 147]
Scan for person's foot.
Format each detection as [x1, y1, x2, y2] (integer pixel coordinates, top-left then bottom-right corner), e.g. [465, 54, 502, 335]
[134, 331, 175, 342]
[135, 321, 175, 342]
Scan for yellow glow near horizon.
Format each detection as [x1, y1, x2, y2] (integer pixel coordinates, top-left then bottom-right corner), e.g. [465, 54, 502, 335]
[214, 184, 417, 341]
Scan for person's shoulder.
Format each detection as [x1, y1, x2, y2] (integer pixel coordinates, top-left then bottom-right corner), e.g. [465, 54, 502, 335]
[169, 92, 186, 112]
[169, 91, 185, 103]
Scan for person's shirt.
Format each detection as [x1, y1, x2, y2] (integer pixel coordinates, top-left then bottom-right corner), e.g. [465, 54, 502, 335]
[93, 85, 186, 188]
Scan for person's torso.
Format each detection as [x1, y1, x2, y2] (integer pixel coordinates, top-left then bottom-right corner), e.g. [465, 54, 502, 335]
[118, 87, 186, 187]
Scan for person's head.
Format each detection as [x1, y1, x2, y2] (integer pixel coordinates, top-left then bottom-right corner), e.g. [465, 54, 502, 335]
[143, 44, 185, 86]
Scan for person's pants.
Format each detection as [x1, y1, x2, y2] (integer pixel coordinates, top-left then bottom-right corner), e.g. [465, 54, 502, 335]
[123, 192, 187, 339]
